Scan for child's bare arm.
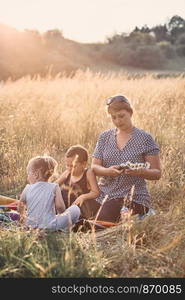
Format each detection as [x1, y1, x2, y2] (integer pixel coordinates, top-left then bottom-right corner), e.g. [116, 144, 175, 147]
[55, 184, 66, 214]
[86, 168, 100, 198]
[73, 169, 100, 206]
[55, 170, 69, 186]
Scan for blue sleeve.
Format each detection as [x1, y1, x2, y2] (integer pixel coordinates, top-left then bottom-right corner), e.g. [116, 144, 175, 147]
[145, 133, 160, 156]
[20, 184, 30, 203]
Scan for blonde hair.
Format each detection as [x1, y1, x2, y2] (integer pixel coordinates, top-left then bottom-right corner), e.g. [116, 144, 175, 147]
[27, 155, 58, 180]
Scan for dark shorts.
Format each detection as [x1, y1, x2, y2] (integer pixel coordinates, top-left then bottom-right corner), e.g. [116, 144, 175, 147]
[80, 199, 101, 219]
[97, 198, 149, 223]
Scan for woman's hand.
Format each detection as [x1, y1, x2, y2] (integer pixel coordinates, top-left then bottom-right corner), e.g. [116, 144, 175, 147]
[92, 158, 124, 177]
[124, 168, 145, 177]
[106, 165, 123, 177]
[124, 154, 162, 180]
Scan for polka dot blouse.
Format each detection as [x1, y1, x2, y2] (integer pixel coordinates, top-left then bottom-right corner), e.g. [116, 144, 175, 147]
[92, 127, 160, 208]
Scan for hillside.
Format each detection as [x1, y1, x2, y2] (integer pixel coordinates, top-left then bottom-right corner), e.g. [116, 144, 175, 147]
[1, 17, 185, 80]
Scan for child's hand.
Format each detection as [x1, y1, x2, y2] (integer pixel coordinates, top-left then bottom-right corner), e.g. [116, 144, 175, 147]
[73, 195, 86, 207]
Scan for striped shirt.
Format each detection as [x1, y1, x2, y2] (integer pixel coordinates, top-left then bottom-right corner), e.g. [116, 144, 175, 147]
[20, 182, 58, 229]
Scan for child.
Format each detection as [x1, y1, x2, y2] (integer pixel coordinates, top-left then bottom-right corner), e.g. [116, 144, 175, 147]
[56, 145, 100, 219]
[18, 155, 80, 231]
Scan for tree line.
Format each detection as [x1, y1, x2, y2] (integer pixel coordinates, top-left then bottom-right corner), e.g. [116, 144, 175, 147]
[0, 15, 185, 80]
[105, 15, 185, 69]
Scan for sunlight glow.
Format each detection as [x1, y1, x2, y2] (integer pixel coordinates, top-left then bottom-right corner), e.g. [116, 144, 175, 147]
[0, 0, 185, 42]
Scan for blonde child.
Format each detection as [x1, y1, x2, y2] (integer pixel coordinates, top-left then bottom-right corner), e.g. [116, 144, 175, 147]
[56, 145, 100, 219]
[18, 155, 80, 231]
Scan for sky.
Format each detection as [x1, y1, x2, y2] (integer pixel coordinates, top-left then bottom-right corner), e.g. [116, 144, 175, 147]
[0, 0, 185, 43]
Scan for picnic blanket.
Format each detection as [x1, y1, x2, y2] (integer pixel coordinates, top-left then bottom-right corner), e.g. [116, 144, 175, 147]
[0, 195, 18, 210]
[72, 208, 156, 232]
[72, 219, 121, 232]
[0, 195, 18, 205]
[0, 195, 19, 223]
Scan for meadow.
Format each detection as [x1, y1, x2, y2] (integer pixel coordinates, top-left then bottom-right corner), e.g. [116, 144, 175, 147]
[0, 70, 185, 278]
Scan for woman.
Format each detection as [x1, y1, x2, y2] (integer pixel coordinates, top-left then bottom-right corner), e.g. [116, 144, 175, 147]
[91, 95, 161, 222]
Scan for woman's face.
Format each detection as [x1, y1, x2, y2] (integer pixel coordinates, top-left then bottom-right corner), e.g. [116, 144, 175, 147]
[110, 109, 132, 130]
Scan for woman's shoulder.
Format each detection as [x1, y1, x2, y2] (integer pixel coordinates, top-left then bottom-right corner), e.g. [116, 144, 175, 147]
[98, 128, 115, 139]
[134, 128, 159, 149]
[134, 128, 154, 139]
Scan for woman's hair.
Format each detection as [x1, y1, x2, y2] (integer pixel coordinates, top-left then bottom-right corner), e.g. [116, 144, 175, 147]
[27, 156, 58, 180]
[106, 94, 133, 115]
[65, 145, 88, 162]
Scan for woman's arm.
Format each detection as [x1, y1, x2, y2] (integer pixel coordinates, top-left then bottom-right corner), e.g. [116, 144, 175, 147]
[54, 184, 66, 214]
[91, 157, 123, 177]
[125, 154, 161, 180]
[72, 169, 100, 206]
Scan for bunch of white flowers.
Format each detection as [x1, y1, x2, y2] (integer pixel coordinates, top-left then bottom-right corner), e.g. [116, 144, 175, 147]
[119, 161, 150, 170]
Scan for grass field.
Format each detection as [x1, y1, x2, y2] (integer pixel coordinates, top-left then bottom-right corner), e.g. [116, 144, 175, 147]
[0, 70, 185, 278]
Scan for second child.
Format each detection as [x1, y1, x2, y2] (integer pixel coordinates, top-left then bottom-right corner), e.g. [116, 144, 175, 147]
[56, 145, 100, 219]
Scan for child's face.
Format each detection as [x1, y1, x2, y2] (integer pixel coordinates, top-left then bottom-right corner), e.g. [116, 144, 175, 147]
[65, 156, 87, 175]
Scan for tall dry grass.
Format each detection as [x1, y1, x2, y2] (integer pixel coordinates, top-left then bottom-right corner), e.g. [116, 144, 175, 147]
[0, 70, 185, 277]
[0, 226, 106, 278]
